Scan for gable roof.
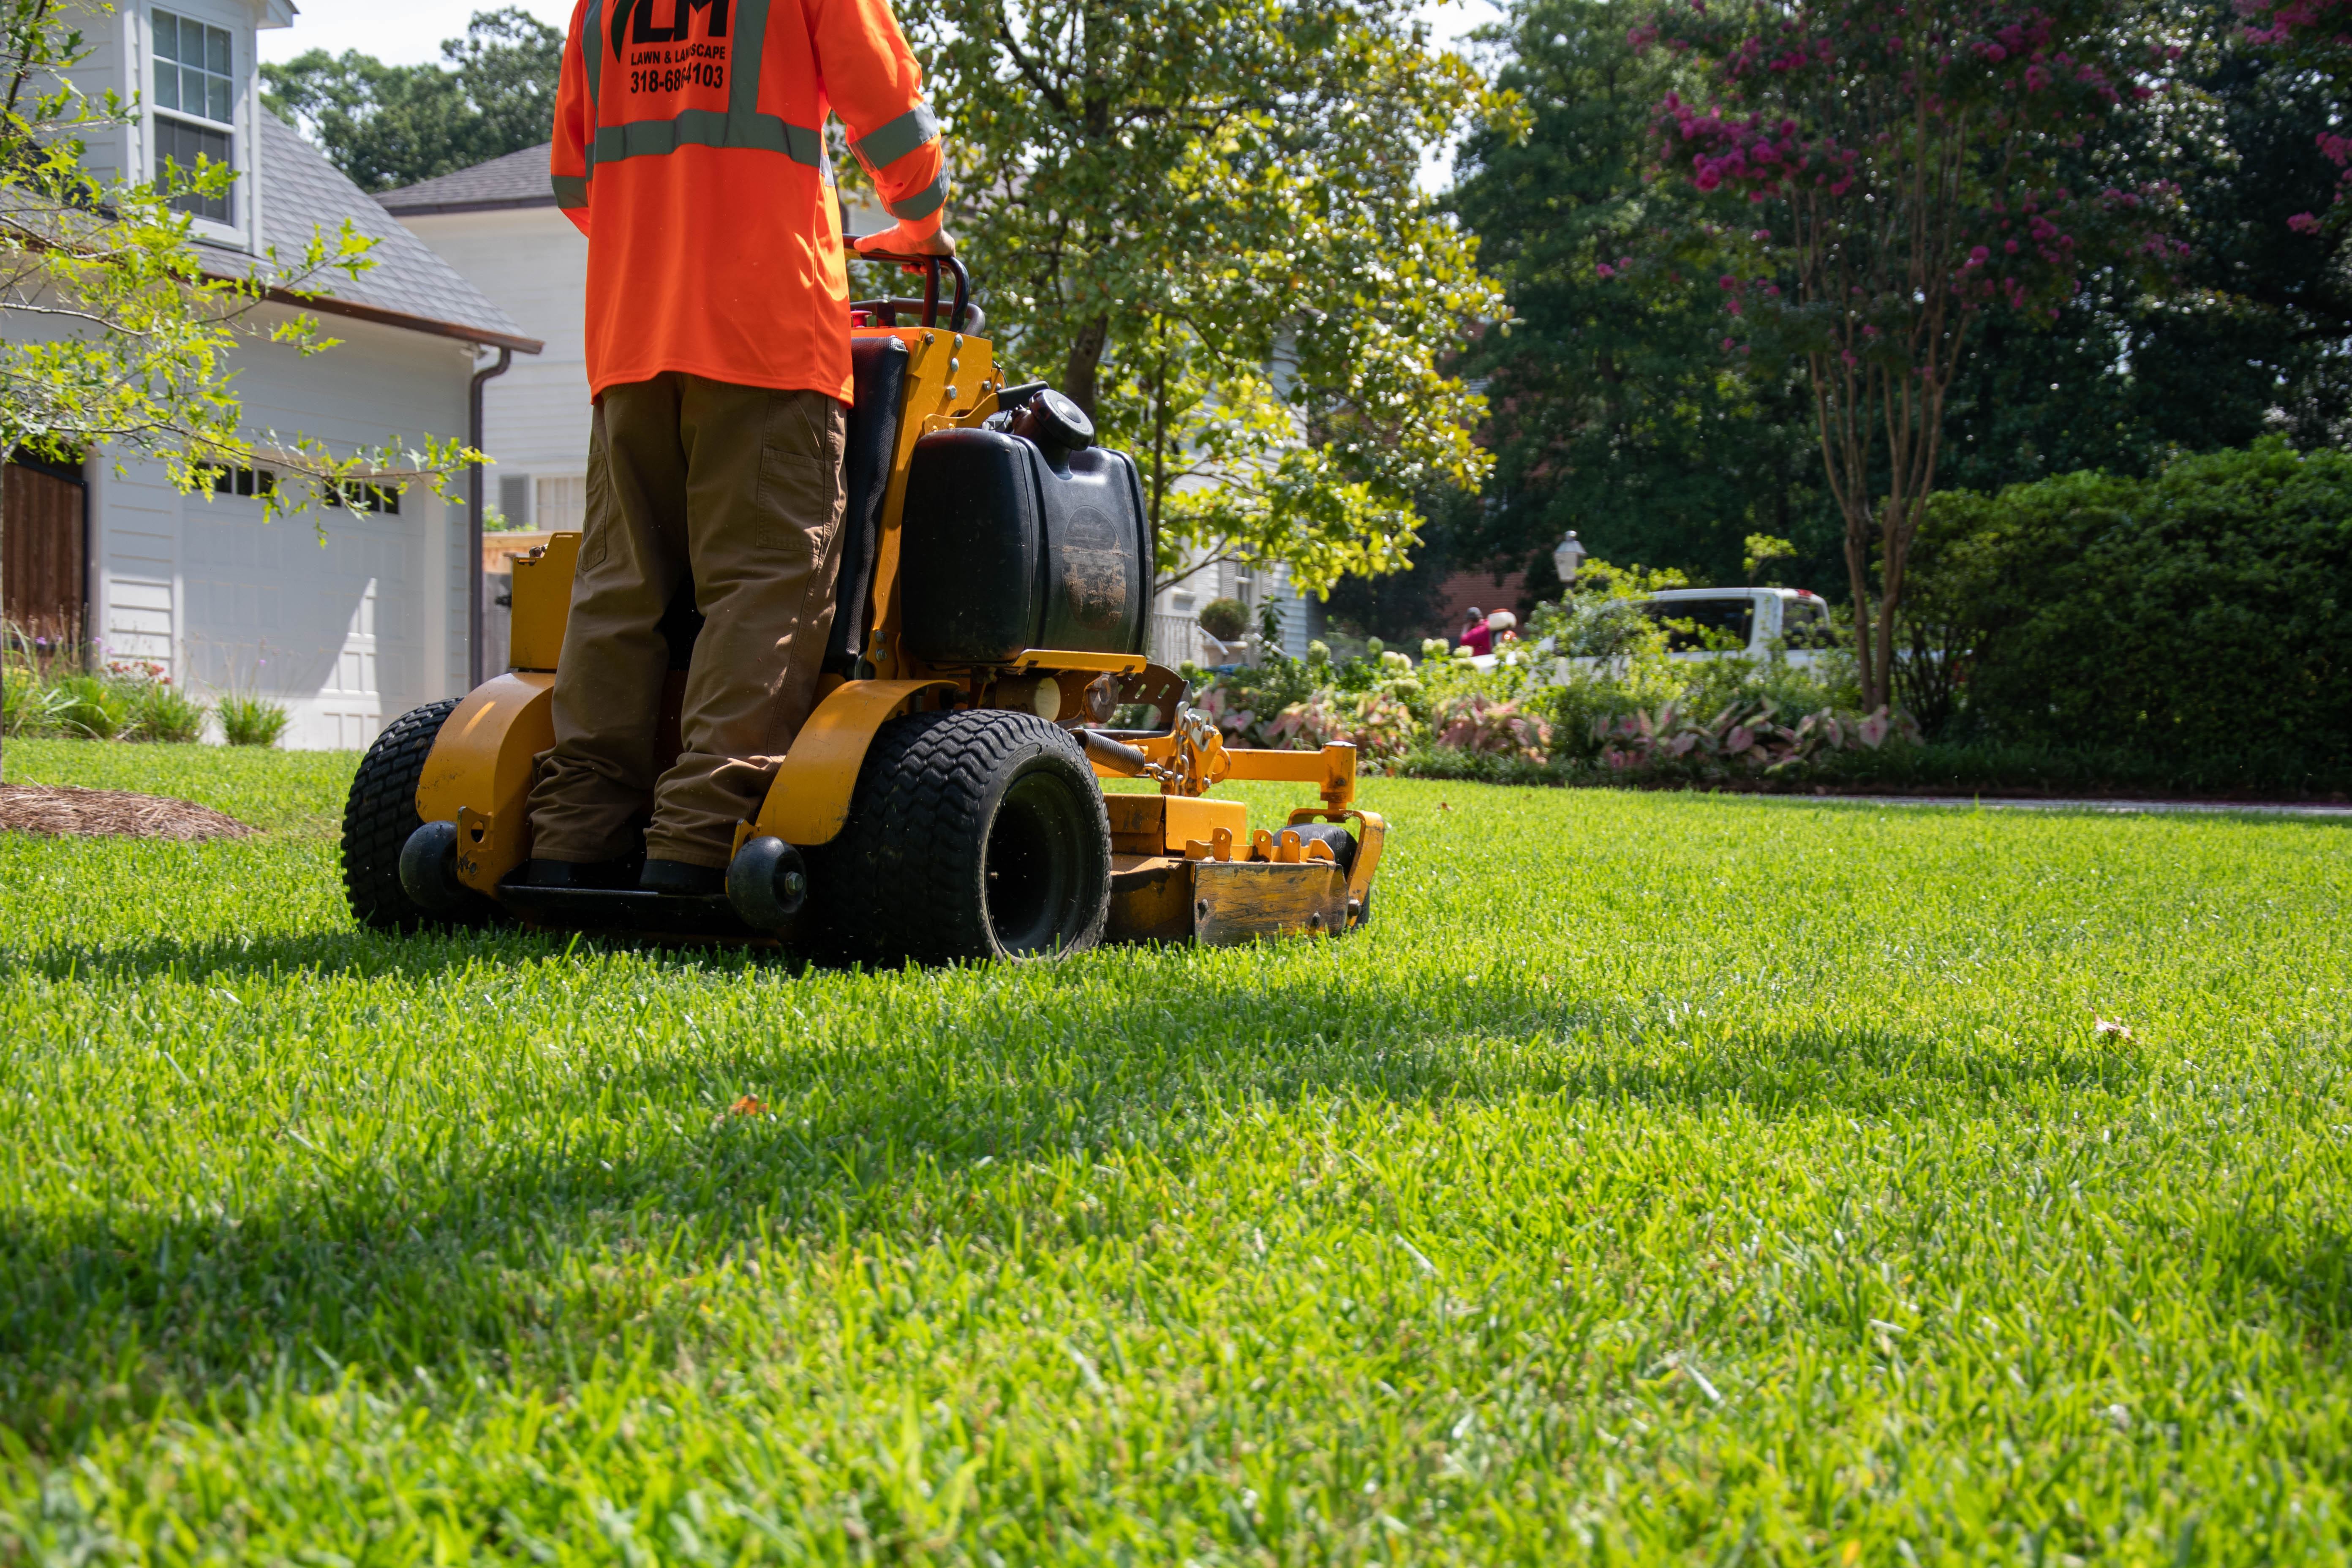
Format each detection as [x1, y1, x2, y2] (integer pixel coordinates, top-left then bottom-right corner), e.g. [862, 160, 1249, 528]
[376, 143, 557, 216]
[198, 114, 542, 355]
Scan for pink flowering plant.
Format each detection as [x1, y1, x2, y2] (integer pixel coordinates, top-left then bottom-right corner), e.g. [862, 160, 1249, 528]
[1627, 0, 2180, 713]
[2235, 0, 2352, 221]
[1263, 689, 1422, 768]
[1433, 692, 1554, 764]
[1596, 696, 1918, 777]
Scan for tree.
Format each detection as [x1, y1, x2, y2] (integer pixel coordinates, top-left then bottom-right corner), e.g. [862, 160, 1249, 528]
[1449, 0, 1825, 593]
[1939, 1, 2352, 488]
[0, 0, 473, 776]
[261, 8, 563, 193]
[1633, 0, 2178, 710]
[885, 0, 1505, 597]
[2235, 0, 2352, 220]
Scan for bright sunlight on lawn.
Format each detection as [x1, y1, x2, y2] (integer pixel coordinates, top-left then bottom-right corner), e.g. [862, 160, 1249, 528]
[3, 737, 2349, 1562]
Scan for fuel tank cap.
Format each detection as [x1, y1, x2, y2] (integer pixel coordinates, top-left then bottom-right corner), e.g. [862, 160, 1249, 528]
[1014, 389, 1094, 457]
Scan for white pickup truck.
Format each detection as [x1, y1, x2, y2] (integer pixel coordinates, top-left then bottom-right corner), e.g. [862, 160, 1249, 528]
[1637, 587, 1837, 667]
[1460, 585, 1838, 673]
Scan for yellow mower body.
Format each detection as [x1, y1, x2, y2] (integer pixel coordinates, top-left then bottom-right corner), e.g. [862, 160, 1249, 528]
[346, 264, 1383, 961]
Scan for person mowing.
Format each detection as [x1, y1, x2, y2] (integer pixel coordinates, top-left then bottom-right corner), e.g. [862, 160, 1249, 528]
[526, 0, 953, 896]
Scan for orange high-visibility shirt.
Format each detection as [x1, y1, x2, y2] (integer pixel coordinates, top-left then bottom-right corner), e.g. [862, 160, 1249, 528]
[551, 0, 947, 403]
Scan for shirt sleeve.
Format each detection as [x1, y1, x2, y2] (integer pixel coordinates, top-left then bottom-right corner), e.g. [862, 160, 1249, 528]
[809, 0, 948, 236]
[550, 0, 596, 237]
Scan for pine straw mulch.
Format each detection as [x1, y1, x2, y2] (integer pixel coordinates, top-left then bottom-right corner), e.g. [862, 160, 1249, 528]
[0, 782, 254, 841]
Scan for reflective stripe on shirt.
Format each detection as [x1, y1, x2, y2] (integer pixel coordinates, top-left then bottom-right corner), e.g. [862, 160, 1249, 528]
[885, 168, 946, 220]
[554, 0, 827, 207]
[852, 103, 937, 173]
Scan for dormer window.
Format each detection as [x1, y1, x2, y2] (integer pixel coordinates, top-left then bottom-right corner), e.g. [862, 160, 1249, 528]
[152, 8, 234, 224]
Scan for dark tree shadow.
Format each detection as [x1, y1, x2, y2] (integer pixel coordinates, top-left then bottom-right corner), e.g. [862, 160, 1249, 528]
[0, 945, 2167, 1454]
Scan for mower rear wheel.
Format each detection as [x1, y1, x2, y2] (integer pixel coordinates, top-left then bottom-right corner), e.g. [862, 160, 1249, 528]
[827, 708, 1110, 964]
[1284, 821, 1375, 929]
[341, 698, 496, 932]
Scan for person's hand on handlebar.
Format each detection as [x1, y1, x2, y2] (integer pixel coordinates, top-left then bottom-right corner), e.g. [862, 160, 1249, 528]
[852, 221, 956, 267]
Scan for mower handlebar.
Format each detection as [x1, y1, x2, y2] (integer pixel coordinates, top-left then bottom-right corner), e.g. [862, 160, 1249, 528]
[844, 241, 972, 333]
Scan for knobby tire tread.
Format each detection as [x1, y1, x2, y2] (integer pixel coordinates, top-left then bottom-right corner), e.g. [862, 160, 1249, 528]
[341, 697, 467, 931]
[826, 708, 1109, 965]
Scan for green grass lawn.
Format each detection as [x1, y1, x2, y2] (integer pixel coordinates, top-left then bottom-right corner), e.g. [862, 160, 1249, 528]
[3, 736, 2349, 1563]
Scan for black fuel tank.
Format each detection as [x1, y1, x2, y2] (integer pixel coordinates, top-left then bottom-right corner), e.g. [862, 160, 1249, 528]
[898, 429, 1152, 665]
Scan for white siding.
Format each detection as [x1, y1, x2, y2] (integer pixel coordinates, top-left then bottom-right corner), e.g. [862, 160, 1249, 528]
[75, 307, 475, 749]
[66, 0, 277, 254]
[397, 207, 593, 508]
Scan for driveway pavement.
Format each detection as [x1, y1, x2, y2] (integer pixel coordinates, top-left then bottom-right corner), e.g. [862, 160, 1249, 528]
[1745, 794, 2352, 820]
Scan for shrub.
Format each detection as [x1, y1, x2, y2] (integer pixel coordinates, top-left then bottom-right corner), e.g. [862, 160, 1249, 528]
[1908, 439, 2352, 781]
[217, 693, 291, 748]
[1198, 597, 1250, 642]
[1594, 699, 1914, 779]
[1432, 692, 1551, 764]
[1178, 561, 1883, 786]
[1263, 688, 1420, 767]
[104, 660, 206, 743]
[46, 672, 128, 739]
[2, 668, 73, 736]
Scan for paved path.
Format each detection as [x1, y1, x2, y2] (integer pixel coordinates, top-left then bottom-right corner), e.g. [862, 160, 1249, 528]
[1743, 794, 2352, 820]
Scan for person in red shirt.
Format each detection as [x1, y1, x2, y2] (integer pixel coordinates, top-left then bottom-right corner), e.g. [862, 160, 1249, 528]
[1459, 607, 1493, 657]
[525, 0, 952, 895]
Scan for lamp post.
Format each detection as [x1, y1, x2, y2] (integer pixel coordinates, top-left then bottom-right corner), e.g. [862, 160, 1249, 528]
[1552, 530, 1587, 587]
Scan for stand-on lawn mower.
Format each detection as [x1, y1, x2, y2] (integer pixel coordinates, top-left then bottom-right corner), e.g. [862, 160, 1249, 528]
[339, 248, 1384, 964]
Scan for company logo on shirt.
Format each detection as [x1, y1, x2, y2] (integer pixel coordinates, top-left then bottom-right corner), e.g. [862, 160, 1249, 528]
[611, 0, 729, 56]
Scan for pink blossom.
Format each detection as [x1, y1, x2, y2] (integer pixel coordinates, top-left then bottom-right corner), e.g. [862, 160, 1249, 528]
[2289, 211, 2323, 234]
[1595, 262, 1617, 277]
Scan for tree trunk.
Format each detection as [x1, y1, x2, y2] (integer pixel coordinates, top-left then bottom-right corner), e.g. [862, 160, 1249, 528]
[1840, 497, 1883, 712]
[1062, 314, 1110, 420]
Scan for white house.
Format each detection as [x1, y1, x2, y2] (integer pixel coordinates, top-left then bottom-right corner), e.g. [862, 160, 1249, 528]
[0, 0, 542, 749]
[379, 144, 1321, 673]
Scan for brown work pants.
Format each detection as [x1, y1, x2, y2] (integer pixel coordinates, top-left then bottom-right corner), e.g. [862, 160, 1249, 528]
[528, 372, 847, 868]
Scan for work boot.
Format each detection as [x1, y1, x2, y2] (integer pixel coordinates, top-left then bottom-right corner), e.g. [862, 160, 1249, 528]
[523, 856, 639, 889]
[640, 858, 727, 897]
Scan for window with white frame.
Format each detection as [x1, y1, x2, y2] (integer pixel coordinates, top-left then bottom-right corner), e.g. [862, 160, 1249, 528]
[153, 9, 234, 223]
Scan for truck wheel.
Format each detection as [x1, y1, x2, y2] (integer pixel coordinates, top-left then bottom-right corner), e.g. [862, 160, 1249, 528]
[828, 708, 1110, 964]
[341, 698, 495, 932]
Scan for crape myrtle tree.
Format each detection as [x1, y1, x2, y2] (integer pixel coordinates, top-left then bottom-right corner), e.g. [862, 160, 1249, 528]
[1629, 0, 2179, 710]
[2235, 0, 2352, 220]
[881, 0, 1508, 596]
[1939, 4, 2352, 490]
[0, 0, 474, 777]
